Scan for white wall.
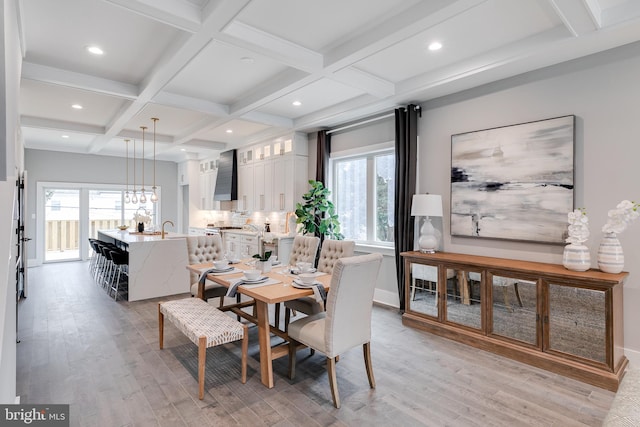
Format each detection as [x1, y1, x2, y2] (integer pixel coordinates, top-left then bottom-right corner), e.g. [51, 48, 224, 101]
[419, 41, 640, 363]
[24, 149, 179, 261]
[0, 0, 22, 404]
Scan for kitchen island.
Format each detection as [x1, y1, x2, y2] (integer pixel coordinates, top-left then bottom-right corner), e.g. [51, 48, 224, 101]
[97, 230, 190, 301]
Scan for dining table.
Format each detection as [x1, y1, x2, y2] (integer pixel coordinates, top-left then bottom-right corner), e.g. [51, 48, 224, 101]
[186, 262, 332, 388]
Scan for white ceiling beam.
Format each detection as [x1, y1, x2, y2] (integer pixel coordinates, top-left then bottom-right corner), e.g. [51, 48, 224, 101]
[323, 0, 488, 73]
[220, 21, 323, 72]
[153, 90, 229, 116]
[547, 0, 599, 36]
[116, 128, 173, 144]
[292, 94, 388, 130]
[101, 0, 202, 33]
[21, 116, 105, 135]
[21, 62, 139, 99]
[331, 67, 395, 98]
[229, 68, 316, 115]
[178, 139, 226, 150]
[88, 0, 252, 154]
[241, 111, 293, 129]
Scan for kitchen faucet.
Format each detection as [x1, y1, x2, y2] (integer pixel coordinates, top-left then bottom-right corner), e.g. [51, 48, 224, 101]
[161, 220, 174, 239]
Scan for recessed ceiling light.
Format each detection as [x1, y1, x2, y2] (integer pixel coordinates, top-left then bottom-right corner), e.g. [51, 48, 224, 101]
[226, 129, 233, 134]
[292, 101, 302, 106]
[428, 41, 442, 51]
[86, 45, 104, 55]
[61, 135, 69, 139]
[71, 104, 83, 110]
[240, 56, 254, 64]
[180, 148, 186, 152]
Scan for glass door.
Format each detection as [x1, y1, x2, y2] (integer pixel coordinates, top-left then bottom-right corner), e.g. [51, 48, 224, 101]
[44, 188, 80, 262]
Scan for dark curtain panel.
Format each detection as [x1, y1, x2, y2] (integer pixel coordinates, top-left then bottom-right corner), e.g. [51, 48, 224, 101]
[315, 130, 331, 185]
[394, 104, 418, 312]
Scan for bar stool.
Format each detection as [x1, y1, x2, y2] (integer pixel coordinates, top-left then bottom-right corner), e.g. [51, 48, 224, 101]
[109, 249, 129, 301]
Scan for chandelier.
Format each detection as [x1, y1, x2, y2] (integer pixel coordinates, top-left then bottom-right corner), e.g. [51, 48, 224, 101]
[126, 118, 160, 205]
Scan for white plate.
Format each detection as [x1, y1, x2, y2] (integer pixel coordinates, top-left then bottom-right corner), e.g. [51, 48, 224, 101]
[242, 277, 268, 284]
[210, 267, 234, 273]
[291, 268, 316, 275]
[292, 279, 317, 288]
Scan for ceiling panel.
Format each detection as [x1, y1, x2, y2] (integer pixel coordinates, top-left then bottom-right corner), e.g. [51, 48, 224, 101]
[22, 128, 95, 152]
[166, 40, 289, 104]
[256, 78, 365, 118]
[20, 79, 126, 127]
[22, 0, 183, 84]
[355, 0, 561, 83]
[123, 103, 215, 137]
[196, 119, 271, 143]
[236, 0, 418, 51]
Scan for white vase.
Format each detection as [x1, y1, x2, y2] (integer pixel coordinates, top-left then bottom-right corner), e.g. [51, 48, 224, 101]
[597, 232, 624, 274]
[256, 259, 271, 273]
[562, 243, 591, 271]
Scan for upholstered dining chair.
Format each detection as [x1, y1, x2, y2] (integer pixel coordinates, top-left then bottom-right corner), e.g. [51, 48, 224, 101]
[186, 235, 227, 306]
[287, 235, 320, 266]
[283, 239, 355, 331]
[274, 235, 320, 327]
[287, 253, 383, 408]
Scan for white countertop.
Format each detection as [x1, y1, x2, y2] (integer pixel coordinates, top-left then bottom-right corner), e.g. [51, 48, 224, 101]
[99, 229, 189, 244]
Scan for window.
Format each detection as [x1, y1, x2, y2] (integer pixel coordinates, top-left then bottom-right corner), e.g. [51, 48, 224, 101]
[332, 148, 395, 245]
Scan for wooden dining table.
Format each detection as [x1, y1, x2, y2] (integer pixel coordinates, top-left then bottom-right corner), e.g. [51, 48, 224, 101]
[186, 262, 332, 388]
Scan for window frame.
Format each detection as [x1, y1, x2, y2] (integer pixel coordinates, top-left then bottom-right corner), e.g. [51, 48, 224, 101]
[329, 141, 395, 248]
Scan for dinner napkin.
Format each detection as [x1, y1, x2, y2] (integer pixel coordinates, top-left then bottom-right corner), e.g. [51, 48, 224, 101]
[226, 277, 278, 297]
[294, 279, 327, 303]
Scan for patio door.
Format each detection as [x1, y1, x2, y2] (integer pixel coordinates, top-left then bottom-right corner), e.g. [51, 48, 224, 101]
[44, 188, 80, 262]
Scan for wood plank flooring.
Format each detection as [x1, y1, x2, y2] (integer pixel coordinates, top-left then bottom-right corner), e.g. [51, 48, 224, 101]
[16, 261, 614, 426]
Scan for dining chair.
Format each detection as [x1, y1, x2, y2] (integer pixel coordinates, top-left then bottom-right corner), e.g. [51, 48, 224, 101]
[274, 235, 320, 327]
[283, 239, 355, 332]
[287, 253, 383, 408]
[287, 235, 320, 266]
[186, 235, 227, 306]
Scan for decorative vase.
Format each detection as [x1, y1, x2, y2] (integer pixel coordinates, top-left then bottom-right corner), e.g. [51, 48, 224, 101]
[562, 243, 591, 271]
[137, 222, 144, 233]
[597, 232, 624, 274]
[256, 259, 271, 273]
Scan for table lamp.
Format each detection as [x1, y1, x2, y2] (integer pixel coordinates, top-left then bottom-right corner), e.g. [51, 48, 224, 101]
[411, 194, 443, 253]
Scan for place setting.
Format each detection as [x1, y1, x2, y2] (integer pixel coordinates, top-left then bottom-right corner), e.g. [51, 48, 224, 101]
[292, 273, 327, 303]
[226, 269, 281, 298]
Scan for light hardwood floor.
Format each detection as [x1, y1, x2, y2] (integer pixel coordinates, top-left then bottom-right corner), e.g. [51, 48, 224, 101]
[16, 261, 614, 426]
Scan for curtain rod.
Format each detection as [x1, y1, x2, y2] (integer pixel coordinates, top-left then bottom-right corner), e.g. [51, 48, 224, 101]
[326, 112, 395, 135]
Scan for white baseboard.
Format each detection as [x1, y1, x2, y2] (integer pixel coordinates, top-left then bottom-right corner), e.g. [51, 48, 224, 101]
[625, 348, 640, 369]
[374, 288, 399, 308]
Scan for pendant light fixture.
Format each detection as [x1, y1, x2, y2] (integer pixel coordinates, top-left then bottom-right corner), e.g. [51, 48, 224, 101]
[139, 126, 147, 204]
[150, 117, 159, 203]
[131, 138, 138, 204]
[124, 139, 131, 204]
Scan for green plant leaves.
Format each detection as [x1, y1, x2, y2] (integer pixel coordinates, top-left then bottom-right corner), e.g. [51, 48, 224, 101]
[295, 180, 344, 240]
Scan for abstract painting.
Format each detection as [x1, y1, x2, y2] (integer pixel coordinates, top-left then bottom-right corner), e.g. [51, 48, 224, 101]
[450, 115, 575, 243]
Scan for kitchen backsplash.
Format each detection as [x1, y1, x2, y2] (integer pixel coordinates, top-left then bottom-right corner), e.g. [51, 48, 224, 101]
[197, 210, 292, 234]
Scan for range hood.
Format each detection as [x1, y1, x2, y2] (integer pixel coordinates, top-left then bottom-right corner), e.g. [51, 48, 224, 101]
[214, 149, 237, 201]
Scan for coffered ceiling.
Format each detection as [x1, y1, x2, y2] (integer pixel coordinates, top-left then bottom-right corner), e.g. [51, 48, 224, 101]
[17, 0, 640, 162]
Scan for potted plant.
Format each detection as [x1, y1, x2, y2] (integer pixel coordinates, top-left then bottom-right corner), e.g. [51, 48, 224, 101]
[295, 180, 344, 249]
[253, 251, 272, 273]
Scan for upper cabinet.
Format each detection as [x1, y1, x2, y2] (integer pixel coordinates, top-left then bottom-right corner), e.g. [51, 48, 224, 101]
[238, 132, 308, 212]
[198, 158, 219, 211]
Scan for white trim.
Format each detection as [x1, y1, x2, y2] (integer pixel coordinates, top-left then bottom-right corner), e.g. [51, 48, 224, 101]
[625, 347, 640, 368]
[355, 243, 395, 257]
[326, 113, 394, 135]
[374, 288, 400, 308]
[330, 141, 394, 159]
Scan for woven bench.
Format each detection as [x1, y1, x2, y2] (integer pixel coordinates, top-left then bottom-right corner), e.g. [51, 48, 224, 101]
[158, 298, 248, 399]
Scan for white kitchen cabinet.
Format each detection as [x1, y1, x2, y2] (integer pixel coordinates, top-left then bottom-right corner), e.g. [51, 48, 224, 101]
[177, 161, 189, 186]
[237, 162, 254, 212]
[198, 158, 219, 210]
[236, 132, 308, 212]
[223, 231, 261, 258]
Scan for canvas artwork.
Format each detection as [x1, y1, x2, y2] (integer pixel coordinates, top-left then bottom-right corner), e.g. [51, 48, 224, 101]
[450, 115, 575, 243]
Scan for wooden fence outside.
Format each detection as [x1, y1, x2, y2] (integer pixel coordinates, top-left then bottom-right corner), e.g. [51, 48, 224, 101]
[46, 219, 124, 251]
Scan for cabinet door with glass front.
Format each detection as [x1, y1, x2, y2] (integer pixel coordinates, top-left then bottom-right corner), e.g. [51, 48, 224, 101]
[407, 262, 440, 319]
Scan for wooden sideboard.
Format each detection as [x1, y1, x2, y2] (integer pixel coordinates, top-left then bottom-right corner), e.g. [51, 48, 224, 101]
[401, 251, 628, 391]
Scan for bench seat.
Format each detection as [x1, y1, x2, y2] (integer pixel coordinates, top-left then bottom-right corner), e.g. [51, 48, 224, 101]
[159, 298, 248, 399]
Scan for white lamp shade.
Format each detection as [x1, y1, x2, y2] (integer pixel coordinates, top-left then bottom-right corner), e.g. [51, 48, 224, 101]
[411, 194, 443, 217]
